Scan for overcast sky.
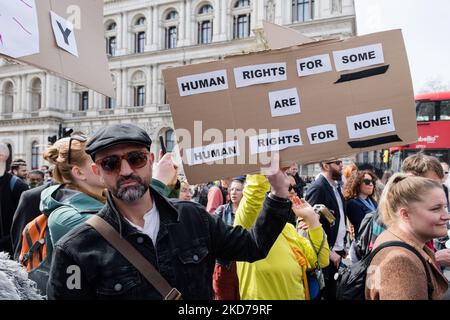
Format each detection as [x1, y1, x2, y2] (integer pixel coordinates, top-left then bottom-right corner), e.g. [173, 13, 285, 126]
[354, 0, 450, 93]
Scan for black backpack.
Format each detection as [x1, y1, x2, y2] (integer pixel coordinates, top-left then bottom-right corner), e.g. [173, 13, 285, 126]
[336, 241, 434, 300]
[350, 211, 375, 261]
[197, 183, 211, 207]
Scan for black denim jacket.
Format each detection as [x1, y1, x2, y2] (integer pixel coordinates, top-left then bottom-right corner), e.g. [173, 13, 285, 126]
[47, 187, 290, 300]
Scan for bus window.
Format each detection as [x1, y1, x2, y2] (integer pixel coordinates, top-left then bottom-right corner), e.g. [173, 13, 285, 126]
[416, 101, 436, 121]
[439, 100, 450, 120]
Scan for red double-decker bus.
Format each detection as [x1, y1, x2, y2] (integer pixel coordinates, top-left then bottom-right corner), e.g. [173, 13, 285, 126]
[390, 91, 450, 171]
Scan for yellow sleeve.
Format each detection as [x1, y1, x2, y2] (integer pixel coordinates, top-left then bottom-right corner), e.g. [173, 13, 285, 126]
[292, 226, 330, 270]
[233, 174, 270, 230]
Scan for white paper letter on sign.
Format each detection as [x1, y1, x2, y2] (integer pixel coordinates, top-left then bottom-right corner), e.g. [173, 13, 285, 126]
[347, 109, 395, 139]
[268, 88, 301, 117]
[250, 129, 302, 155]
[0, 0, 39, 58]
[333, 43, 384, 72]
[307, 124, 338, 144]
[50, 11, 79, 57]
[297, 54, 332, 77]
[177, 70, 228, 97]
[186, 140, 240, 166]
[234, 63, 287, 88]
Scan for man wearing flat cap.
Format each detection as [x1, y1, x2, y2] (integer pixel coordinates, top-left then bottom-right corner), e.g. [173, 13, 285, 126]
[47, 123, 294, 300]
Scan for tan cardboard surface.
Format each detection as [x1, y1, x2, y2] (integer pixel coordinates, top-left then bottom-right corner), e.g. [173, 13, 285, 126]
[163, 30, 417, 184]
[262, 20, 314, 49]
[10, 0, 114, 97]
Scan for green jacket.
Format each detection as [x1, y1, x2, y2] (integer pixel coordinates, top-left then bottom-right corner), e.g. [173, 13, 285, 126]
[40, 184, 104, 248]
[151, 178, 180, 198]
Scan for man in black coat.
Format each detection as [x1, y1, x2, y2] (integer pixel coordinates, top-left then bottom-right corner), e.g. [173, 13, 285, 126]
[10, 181, 54, 260]
[305, 159, 347, 300]
[0, 143, 29, 255]
[47, 124, 292, 300]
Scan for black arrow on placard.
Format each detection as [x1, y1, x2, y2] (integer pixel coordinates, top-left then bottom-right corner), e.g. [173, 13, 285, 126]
[335, 65, 390, 84]
[347, 134, 402, 148]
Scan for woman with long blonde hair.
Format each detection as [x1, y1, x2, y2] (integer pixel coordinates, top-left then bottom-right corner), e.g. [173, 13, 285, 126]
[366, 173, 449, 299]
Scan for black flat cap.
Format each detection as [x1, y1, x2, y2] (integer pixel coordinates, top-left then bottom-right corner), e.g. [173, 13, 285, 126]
[85, 123, 152, 160]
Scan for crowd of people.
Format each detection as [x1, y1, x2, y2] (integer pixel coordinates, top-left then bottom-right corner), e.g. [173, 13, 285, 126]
[0, 123, 449, 300]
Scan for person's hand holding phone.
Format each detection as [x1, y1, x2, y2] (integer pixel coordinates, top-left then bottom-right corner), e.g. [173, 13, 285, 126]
[153, 150, 178, 188]
[159, 136, 166, 155]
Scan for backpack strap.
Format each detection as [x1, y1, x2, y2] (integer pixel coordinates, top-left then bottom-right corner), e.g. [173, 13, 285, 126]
[86, 215, 182, 300]
[369, 240, 434, 300]
[10, 174, 18, 192]
[307, 232, 326, 269]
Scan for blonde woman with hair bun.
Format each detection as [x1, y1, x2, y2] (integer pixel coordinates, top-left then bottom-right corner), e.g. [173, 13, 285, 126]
[366, 173, 449, 300]
[22, 135, 107, 295]
[42, 135, 106, 244]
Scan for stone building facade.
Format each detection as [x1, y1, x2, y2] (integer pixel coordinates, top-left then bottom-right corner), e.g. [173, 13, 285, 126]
[0, 0, 355, 171]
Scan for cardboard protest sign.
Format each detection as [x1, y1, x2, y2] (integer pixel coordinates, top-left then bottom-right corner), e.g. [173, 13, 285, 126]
[0, 0, 114, 97]
[163, 29, 417, 184]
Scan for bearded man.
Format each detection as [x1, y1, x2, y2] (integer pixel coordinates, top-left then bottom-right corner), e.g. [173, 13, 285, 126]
[305, 159, 347, 300]
[47, 123, 292, 300]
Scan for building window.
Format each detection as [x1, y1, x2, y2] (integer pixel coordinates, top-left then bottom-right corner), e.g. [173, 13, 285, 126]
[233, 0, 251, 39]
[166, 26, 177, 49]
[106, 36, 116, 56]
[106, 75, 117, 109]
[136, 17, 146, 26]
[106, 22, 116, 31]
[198, 20, 212, 44]
[105, 97, 116, 109]
[199, 4, 213, 14]
[79, 91, 89, 111]
[197, 4, 213, 44]
[131, 71, 146, 107]
[292, 0, 314, 23]
[234, 14, 251, 39]
[135, 32, 145, 53]
[31, 141, 39, 170]
[165, 10, 178, 49]
[132, 16, 146, 54]
[235, 0, 250, 7]
[105, 21, 117, 56]
[165, 129, 175, 152]
[3, 81, 14, 114]
[30, 78, 42, 111]
[166, 10, 178, 20]
[134, 85, 145, 106]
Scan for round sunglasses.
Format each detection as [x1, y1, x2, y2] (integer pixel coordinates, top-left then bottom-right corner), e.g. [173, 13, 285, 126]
[95, 150, 150, 173]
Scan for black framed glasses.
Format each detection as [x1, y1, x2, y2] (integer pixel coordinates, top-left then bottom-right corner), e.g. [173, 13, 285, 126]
[68, 135, 87, 164]
[289, 185, 298, 192]
[95, 150, 150, 173]
[362, 179, 374, 186]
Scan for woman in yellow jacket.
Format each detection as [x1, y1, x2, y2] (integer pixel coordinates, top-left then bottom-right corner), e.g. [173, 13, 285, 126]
[234, 174, 330, 300]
